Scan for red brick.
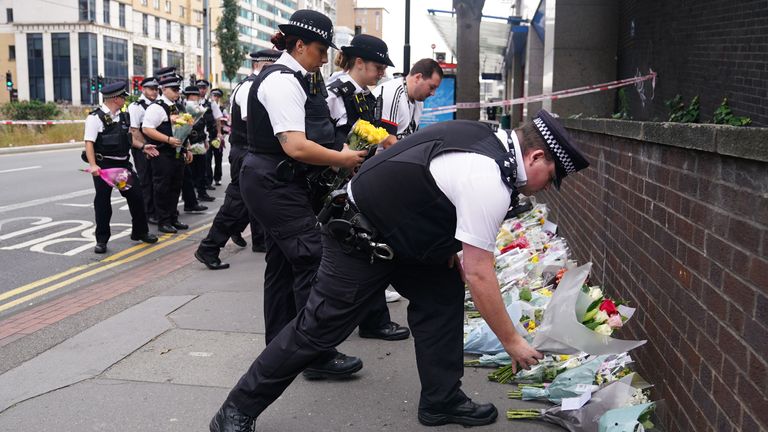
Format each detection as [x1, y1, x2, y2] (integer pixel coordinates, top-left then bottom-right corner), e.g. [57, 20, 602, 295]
[717, 325, 749, 366]
[736, 374, 768, 427]
[722, 272, 756, 314]
[726, 302, 746, 334]
[747, 256, 768, 291]
[726, 218, 762, 256]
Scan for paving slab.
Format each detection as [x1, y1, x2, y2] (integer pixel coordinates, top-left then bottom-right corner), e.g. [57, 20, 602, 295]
[0, 295, 194, 413]
[163, 247, 266, 296]
[169, 291, 265, 333]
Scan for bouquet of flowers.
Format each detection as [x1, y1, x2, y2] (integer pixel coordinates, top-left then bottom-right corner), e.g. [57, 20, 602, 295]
[210, 138, 221, 149]
[82, 167, 133, 191]
[321, 119, 389, 198]
[172, 103, 206, 143]
[509, 355, 609, 403]
[188, 143, 207, 155]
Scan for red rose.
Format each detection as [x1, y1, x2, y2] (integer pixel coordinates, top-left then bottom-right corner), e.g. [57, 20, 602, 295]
[599, 299, 619, 316]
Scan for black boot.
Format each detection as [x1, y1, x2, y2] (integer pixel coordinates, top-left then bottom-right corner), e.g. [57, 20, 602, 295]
[359, 321, 410, 341]
[302, 352, 363, 380]
[230, 234, 247, 247]
[209, 400, 255, 432]
[418, 398, 498, 427]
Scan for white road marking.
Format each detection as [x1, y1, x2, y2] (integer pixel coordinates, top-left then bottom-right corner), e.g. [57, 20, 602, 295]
[0, 165, 42, 174]
[0, 189, 93, 214]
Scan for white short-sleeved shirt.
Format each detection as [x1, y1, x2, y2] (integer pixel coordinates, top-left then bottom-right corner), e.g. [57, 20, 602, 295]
[127, 95, 152, 128]
[142, 95, 175, 129]
[375, 77, 423, 137]
[84, 104, 121, 142]
[232, 74, 255, 121]
[210, 99, 223, 120]
[325, 72, 367, 127]
[256, 51, 308, 134]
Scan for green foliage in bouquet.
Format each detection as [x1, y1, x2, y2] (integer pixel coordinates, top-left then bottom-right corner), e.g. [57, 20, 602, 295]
[665, 94, 700, 123]
[713, 97, 751, 126]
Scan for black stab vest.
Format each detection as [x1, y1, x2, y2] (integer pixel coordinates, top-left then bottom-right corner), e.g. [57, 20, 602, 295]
[327, 78, 381, 148]
[201, 99, 218, 140]
[229, 74, 256, 148]
[144, 99, 176, 155]
[90, 108, 131, 158]
[246, 64, 335, 156]
[351, 120, 519, 263]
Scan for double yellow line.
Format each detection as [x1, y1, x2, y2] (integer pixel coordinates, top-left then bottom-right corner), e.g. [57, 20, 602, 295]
[0, 223, 211, 314]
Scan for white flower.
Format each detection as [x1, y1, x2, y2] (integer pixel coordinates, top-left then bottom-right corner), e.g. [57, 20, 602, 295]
[588, 286, 603, 301]
[593, 310, 609, 324]
[594, 324, 613, 336]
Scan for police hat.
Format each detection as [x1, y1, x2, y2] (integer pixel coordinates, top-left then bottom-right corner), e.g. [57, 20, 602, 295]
[341, 34, 394, 67]
[532, 109, 590, 189]
[183, 86, 200, 96]
[101, 82, 128, 98]
[158, 75, 181, 88]
[141, 76, 159, 88]
[278, 9, 337, 49]
[210, 88, 223, 97]
[155, 66, 177, 79]
[196, 79, 211, 88]
[249, 49, 282, 62]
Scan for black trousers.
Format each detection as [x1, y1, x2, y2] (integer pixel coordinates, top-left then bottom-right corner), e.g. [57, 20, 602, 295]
[152, 152, 185, 226]
[131, 148, 155, 217]
[206, 145, 223, 184]
[197, 145, 263, 260]
[191, 152, 208, 195]
[92, 162, 149, 244]
[226, 233, 466, 417]
[181, 163, 199, 208]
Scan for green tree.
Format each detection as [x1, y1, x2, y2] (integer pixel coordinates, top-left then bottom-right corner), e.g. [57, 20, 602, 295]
[216, 0, 245, 85]
[453, 0, 485, 121]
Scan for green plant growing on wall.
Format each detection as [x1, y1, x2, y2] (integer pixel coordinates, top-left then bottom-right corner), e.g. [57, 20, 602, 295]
[666, 94, 700, 123]
[612, 88, 631, 120]
[713, 97, 751, 126]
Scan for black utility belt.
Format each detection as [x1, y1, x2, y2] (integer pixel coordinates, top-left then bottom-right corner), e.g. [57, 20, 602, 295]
[318, 189, 394, 262]
[80, 151, 128, 163]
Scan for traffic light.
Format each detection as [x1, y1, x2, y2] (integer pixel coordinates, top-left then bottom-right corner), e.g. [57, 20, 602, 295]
[133, 77, 141, 95]
[90, 77, 96, 93]
[5, 71, 12, 90]
[97, 75, 104, 91]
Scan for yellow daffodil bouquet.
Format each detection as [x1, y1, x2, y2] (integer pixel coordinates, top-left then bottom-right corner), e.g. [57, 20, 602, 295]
[347, 119, 389, 151]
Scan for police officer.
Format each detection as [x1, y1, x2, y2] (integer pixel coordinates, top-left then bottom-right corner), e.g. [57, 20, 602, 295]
[239, 9, 367, 383]
[180, 85, 209, 214]
[142, 74, 191, 234]
[197, 79, 224, 191]
[128, 77, 161, 224]
[325, 34, 410, 342]
[84, 82, 158, 254]
[209, 111, 591, 431]
[195, 49, 281, 270]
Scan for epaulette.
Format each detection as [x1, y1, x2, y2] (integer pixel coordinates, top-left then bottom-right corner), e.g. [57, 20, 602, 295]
[328, 80, 356, 97]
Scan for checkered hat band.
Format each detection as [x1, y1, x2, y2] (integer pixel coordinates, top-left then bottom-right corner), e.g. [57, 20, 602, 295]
[533, 117, 576, 174]
[289, 20, 330, 39]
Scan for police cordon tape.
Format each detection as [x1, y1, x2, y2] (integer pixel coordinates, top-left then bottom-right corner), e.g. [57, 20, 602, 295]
[422, 71, 657, 117]
[0, 119, 86, 125]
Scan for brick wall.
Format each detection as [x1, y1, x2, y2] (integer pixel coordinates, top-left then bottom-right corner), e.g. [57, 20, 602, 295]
[617, 0, 768, 126]
[539, 119, 768, 432]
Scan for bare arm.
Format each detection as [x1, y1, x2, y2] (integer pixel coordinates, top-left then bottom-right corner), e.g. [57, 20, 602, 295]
[278, 131, 365, 169]
[380, 134, 398, 149]
[462, 243, 543, 371]
[142, 126, 181, 147]
[84, 141, 99, 176]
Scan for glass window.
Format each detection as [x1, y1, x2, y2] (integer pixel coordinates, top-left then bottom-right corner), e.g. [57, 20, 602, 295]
[52, 33, 72, 102]
[155, 16, 160, 38]
[153, 0, 159, 9]
[166, 20, 171, 42]
[152, 47, 162, 72]
[164, 0, 170, 12]
[6, 8, 13, 23]
[27, 33, 45, 101]
[167, 51, 183, 73]
[142, 14, 148, 35]
[103, 0, 109, 24]
[79, 32, 98, 105]
[141, 0, 146, 5]
[9, 45, 15, 60]
[196, 28, 201, 48]
[257, 14, 275, 29]
[119, 4, 125, 27]
[256, 1, 277, 15]
[79, 0, 95, 21]
[180, 24, 185, 44]
[133, 44, 146, 76]
[275, 0, 296, 9]
[103, 36, 128, 85]
[179, 5, 185, 17]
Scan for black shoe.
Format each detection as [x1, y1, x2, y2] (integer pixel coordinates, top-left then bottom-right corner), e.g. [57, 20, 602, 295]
[131, 233, 159, 244]
[94, 243, 107, 254]
[206, 185, 216, 191]
[302, 352, 363, 380]
[185, 204, 209, 213]
[215, 180, 222, 186]
[251, 243, 266, 253]
[209, 400, 255, 432]
[198, 193, 216, 202]
[172, 221, 189, 230]
[230, 234, 247, 247]
[195, 250, 230, 270]
[147, 216, 159, 225]
[418, 399, 498, 427]
[158, 224, 178, 234]
[359, 321, 411, 341]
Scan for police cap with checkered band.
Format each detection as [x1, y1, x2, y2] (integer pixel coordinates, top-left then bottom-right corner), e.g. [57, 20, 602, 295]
[249, 49, 282, 63]
[278, 9, 337, 49]
[532, 109, 590, 189]
[341, 34, 394, 67]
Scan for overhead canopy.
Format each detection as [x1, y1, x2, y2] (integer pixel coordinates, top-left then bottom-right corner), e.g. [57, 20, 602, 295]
[427, 10, 523, 77]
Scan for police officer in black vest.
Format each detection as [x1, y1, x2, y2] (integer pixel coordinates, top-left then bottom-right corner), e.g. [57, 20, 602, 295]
[128, 77, 161, 224]
[179, 85, 209, 213]
[84, 82, 158, 254]
[197, 79, 224, 192]
[209, 112, 591, 431]
[238, 9, 367, 385]
[141, 74, 191, 234]
[325, 35, 410, 342]
[194, 49, 281, 270]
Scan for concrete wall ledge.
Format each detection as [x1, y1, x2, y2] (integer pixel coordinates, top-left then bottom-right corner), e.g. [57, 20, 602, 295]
[562, 118, 768, 163]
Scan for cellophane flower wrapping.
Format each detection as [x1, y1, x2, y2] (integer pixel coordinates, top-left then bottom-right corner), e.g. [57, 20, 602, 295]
[521, 355, 609, 403]
[96, 167, 133, 191]
[172, 103, 206, 143]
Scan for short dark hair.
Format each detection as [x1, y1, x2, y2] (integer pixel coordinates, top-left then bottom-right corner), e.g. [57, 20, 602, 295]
[516, 122, 553, 161]
[409, 58, 443, 80]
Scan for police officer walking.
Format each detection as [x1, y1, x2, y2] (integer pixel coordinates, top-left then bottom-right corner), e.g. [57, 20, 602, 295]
[197, 79, 224, 190]
[128, 77, 161, 224]
[325, 34, 409, 341]
[84, 82, 158, 254]
[238, 9, 367, 383]
[209, 112, 591, 431]
[195, 49, 281, 270]
[141, 74, 191, 234]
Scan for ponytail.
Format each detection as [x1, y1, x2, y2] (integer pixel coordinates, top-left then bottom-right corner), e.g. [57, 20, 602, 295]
[270, 31, 309, 53]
